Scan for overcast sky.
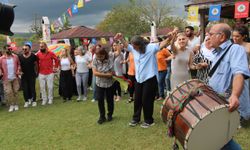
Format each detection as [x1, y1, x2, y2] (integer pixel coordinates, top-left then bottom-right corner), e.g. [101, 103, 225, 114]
[2, 0, 188, 33]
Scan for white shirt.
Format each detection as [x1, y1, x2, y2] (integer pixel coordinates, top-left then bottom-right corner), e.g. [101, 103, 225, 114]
[6, 58, 15, 80]
[188, 36, 200, 50]
[60, 58, 71, 71]
[75, 55, 92, 73]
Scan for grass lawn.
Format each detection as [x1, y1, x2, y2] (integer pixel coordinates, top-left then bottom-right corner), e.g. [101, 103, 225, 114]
[0, 83, 249, 150]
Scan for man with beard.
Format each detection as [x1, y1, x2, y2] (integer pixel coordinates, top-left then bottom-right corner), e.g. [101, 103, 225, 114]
[19, 42, 38, 107]
[36, 42, 58, 105]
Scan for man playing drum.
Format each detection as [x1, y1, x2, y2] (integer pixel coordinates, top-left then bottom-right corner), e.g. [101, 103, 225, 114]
[208, 23, 250, 150]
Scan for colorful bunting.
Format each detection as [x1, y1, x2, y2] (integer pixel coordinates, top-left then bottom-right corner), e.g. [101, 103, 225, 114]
[235, 1, 249, 19]
[72, 4, 78, 14]
[82, 38, 89, 45]
[91, 38, 97, 44]
[63, 13, 67, 23]
[58, 17, 63, 26]
[208, 5, 221, 21]
[188, 6, 199, 22]
[67, 8, 72, 17]
[74, 38, 80, 46]
[78, 0, 84, 8]
[109, 37, 114, 44]
[51, 24, 55, 32]
[85, 0, 91, 2]
[101, 38, 107, 44]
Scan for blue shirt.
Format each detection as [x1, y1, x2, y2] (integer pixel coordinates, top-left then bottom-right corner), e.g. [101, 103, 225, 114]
[209, 40, 250, 119]
[127, 43, 160, 83]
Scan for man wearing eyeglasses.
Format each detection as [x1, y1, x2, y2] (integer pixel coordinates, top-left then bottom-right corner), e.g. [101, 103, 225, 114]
[208, 23, 250, 149]
[19, 42, 38, 108]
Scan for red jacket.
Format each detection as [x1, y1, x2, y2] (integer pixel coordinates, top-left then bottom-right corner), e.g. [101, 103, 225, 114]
[36, 51, 59, 75]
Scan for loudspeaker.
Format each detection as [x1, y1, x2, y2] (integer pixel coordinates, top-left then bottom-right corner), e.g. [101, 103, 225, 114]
[0, 3, 15, 36]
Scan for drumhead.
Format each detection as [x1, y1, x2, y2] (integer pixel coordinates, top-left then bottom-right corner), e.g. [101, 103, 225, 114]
[185, 106, 240, 150]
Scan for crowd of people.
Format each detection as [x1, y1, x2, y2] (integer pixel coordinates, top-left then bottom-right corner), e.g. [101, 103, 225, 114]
[0, 22, 250, 149]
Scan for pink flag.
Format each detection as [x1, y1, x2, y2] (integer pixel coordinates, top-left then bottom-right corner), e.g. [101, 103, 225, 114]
[85, 0, 91, 2]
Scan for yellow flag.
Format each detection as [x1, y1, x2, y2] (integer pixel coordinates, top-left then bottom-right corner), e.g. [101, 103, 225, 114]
[77, 0, 84, 8]
[51, 24, 55, 32]
[101, 38, 107, 44]
[188, 6, 199, 22]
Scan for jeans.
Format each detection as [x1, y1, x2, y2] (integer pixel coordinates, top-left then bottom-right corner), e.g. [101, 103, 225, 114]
[165, 66, 171, 91]
[157, 70, 167, 98]
[75, 72, 89, 98]
[221, 139, 242, 150]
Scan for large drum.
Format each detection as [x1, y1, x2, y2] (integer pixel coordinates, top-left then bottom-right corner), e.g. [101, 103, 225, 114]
[161, 79, 240, 150]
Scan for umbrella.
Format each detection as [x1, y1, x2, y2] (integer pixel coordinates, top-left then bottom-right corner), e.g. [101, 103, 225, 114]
[48, 43, 70, 56]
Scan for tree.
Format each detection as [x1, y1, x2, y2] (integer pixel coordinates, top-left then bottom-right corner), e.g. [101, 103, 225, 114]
[30, 14, 42, 39]
[96, 0, 186, 36]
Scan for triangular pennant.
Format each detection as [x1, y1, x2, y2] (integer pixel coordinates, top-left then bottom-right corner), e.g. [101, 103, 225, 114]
[58, 17, 63, 26]
[78, 0, 84, 8]
[51, 24, 55, 32]
[63, 13, 67, 23]
[101, 38, 107, 44]
[72, 4, 78, 14]
[67, 8, 73, 17]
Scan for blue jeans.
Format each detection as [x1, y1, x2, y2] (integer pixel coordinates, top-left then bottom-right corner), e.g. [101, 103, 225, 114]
[165, 67, 171, 91]
[157, 70, 167, 97]
[221, 139, 242, 150]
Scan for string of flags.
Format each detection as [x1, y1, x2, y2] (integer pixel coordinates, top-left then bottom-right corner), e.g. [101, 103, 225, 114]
[51, 0, 92, 33]
[188, 1, 250, 22]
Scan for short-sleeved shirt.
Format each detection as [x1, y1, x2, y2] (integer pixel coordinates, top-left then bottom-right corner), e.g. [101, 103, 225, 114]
[75, 55, 92, 73]
[156, 48, 171, 71]
[127, 43, 160, 83]
[209, 40, 250, 119]
[92, 54, 114, 88]
[19, 53, 37, 78]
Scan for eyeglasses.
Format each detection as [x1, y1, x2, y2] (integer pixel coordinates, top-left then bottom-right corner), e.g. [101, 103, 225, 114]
[22, 48, 28, 50]
[208, 32, 222, 36]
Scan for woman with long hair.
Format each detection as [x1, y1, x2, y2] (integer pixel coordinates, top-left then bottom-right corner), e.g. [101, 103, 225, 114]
[92, 47, 115, 124]
[59, 48, 75, 101]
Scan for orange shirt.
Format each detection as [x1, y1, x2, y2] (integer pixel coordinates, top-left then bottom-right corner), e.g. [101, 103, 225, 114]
[127, 52, 135, 76]
[156, 48, 171, 71]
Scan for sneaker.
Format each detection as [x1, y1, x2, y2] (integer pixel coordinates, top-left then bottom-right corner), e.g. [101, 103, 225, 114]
[91, 99, 96, 102]
[8, 105, 14, 112]
[129, 120, 139, 127]
[14, 105, 19, 111]
[77, 96, 81, 102]
[42, 100, 47, 105]
[157, 97, 164, 101]
[24, 102, 29, 108]
[48, 100, 53, 105]
[127, 97, 134, 103]
[97, 118, 106, 124]
[82, 97, 87, 101]
[28, 99, 32, 105]
[115, 96, 121, 102]
[140, 122, 155, 128]
[32, 102, 37, 107]
[107, 116, 113, 122]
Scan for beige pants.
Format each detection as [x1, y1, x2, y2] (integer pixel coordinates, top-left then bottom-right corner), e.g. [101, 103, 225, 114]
[3, 78, 20, 105]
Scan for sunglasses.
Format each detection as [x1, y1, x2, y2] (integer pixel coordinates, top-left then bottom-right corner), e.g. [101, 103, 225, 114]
[22, 48, 28, 50]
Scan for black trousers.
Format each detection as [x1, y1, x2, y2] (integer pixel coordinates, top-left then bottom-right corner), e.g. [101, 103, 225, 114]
[133, 76, 157, 124]
[21, 76, 36, 102]
[113, 80, 121, 96]
[128, 75, 136, 98]
[96, 85, 114, 119]
[88, 69, 93, 87]
[59, 70, 73, 99]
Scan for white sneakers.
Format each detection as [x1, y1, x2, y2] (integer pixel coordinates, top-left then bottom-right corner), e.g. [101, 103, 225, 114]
[82, 97, 87, 101]
[91, 99, 96, 102]
[8, 105, 19, 112]
[32, 102, 37, 107]
[48, 100, 53, 105]
[77, 96, 81, 101]
[77, 96, 87, 101]
[24, 102, 29, 108]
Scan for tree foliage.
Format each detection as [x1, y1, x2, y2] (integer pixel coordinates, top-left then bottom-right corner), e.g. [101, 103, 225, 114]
[96, 0, 187, 36]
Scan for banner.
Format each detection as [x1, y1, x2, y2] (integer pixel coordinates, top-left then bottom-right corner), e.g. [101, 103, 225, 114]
[188, 6, 199, 22]
[74, 38, 80, 46]
[78, 0, 84, 8]
[101, 38, 107, 44]
[72, 4, 78, 14]
[82, 38, 89, 45]
[91, 38, 97, 44]
[208, 5, 221, 21]
[67, 8, 73, 17]
[235, 1, 249, 18]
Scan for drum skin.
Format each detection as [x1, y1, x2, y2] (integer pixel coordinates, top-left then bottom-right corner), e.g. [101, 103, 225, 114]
[161, 79, 240, 150]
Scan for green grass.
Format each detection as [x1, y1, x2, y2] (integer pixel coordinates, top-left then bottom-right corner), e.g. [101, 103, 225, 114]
[0, 85, 249, 150]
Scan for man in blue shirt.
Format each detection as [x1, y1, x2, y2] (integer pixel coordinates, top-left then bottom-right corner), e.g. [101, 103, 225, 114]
[208, 23, 250, 150]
